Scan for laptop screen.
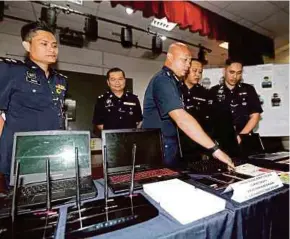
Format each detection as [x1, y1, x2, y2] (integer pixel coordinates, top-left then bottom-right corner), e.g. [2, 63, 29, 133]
[10, 131, 91, 185]
[102, 129, 164, 174]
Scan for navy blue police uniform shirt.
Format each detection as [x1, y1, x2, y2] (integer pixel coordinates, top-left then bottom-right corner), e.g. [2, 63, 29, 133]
[0, 57, 67, 177]
[180, 82, 211, 130]
[209, 82, 263, 133]
[179, 82, 212, 160]
[143, 66, 183, 138]
[92, 90, 142, 129]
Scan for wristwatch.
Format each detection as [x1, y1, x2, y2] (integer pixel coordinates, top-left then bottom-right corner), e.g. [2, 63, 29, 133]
[208, 142, 220, 154]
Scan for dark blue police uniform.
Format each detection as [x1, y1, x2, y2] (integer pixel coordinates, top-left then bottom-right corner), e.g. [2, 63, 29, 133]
[179, 82, 212, 161]
[209, 82, 263, 133]
[92, 90, 142, 129]
[142, 66, 183, 167]
[0, 57, 67, 181]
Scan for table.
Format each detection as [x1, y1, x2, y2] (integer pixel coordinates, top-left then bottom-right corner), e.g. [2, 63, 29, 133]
[54, 179, 288, 239]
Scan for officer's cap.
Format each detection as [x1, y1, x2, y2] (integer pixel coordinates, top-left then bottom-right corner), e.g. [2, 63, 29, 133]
[21, 21, 54, 41]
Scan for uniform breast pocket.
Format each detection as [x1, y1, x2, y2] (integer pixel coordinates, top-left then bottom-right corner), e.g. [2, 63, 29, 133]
[124, 105, 135, 116]
[15, 83, 51, 108]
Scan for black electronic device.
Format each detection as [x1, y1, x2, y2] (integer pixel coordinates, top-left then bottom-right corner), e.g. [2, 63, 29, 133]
[102, 129, 181, 194]
[4, 131, 97, 214]
[0, 161, 60, 239]
[65, 143, 159, 238]
[187, 159, 228, 175]
[194, 177, 225, 190]
[187, 157, 246, 175]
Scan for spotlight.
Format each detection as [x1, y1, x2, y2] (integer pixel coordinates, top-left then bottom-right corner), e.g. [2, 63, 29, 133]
[198, 47, 208, 65]
[84, 16, 98, 41]
[59, 28, 84, 48]
[152, 35, 163, 55]
[40, 7, 57, 30]
[0, 1, 4, 22]
[125, 8, 134, 15]
[121, 26, 133, 48]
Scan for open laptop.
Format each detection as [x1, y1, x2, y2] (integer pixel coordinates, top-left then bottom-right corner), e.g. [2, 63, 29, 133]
[240, 133, 289, 161]
[8, 130, 97, 211]
[102, 129, 181, 194]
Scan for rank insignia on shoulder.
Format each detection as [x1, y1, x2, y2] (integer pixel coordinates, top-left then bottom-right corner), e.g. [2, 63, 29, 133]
[0, 57, 24, 64]
[55, 71, 68, 79]
[98, 95, 104, 99]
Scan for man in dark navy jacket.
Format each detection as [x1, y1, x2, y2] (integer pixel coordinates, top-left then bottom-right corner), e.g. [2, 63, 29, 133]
[142, 42, 234, 168]
[209, 59, 263, 144]
[0, 21, 67, 187]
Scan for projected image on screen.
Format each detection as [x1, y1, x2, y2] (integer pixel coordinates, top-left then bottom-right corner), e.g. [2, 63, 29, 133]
[104, 130, 163, 172]
[14, 134, 90, 175]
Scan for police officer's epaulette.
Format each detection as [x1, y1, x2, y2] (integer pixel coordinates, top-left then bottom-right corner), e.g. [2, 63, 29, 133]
[54, 71, 68, 79]
[0, 57, 24, 65]
[126, 91, 138, 97]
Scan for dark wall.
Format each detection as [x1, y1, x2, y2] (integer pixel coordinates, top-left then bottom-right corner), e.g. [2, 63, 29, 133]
[59, 70, 133, 134]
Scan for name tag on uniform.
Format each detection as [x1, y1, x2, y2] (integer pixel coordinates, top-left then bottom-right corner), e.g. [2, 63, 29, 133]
[26, 71, 40, 85]
[123, 102, 136, 106]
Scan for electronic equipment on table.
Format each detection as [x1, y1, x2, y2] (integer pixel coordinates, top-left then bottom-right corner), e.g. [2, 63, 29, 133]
[0, 159, 59, 239]
[102, 129, 182, 194]
[65, 143, 159, 238]
[4, 131, 97, 213]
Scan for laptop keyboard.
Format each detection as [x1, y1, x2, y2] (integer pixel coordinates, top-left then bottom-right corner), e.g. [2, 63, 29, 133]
[109, 168, 179, 184]
[21, 179, 76, 197]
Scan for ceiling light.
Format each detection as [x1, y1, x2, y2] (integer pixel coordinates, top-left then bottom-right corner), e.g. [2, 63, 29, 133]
[125, 7, 134, 15]
[198, 47, 208, 65]
[84, 16, 98, 41]
[59, 28, 84, 48]
[150, 17, 177, 31]
[160, 35, 167, 41]
[152, 35, 163, 55]
[0, 1, 4, 22]
[219, 42, 229, 50]
[121, 26, 133, 48]
[40, 7, 57, 30]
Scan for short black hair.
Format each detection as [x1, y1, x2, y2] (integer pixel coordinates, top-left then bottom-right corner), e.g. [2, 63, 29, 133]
[106, 67, 125, 79]
[191, 58, 203, 65]
[21, 21, 54, 41]
[225, 58, 244, 67]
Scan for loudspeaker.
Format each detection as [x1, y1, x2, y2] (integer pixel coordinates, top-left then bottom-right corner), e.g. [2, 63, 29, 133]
[84, 16, 98, 41]
[152, 35, 162, 55]
[121, 27, 133, 48]
[40, 7, 56, 30]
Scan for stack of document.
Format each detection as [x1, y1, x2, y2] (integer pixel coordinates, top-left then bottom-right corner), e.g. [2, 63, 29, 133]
[143, 179, 226, 225]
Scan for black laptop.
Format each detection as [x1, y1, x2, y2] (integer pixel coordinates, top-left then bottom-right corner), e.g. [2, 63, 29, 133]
[240, 133, 289, 161]
[6, 131, 97, 212]
[102, 129, 181, 194]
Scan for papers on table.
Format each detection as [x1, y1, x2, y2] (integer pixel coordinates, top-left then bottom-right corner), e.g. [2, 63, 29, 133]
[143, 179, 226, 225]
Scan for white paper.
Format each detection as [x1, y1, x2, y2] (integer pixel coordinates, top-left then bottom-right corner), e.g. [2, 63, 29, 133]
[143, 179, 226, 225]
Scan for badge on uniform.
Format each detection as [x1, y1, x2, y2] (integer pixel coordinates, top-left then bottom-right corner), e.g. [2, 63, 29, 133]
[123, 102, 136, 106]
[26, 71, 40, 85]
[55, 84, 66, 94]
[105, 99, 113, 107]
